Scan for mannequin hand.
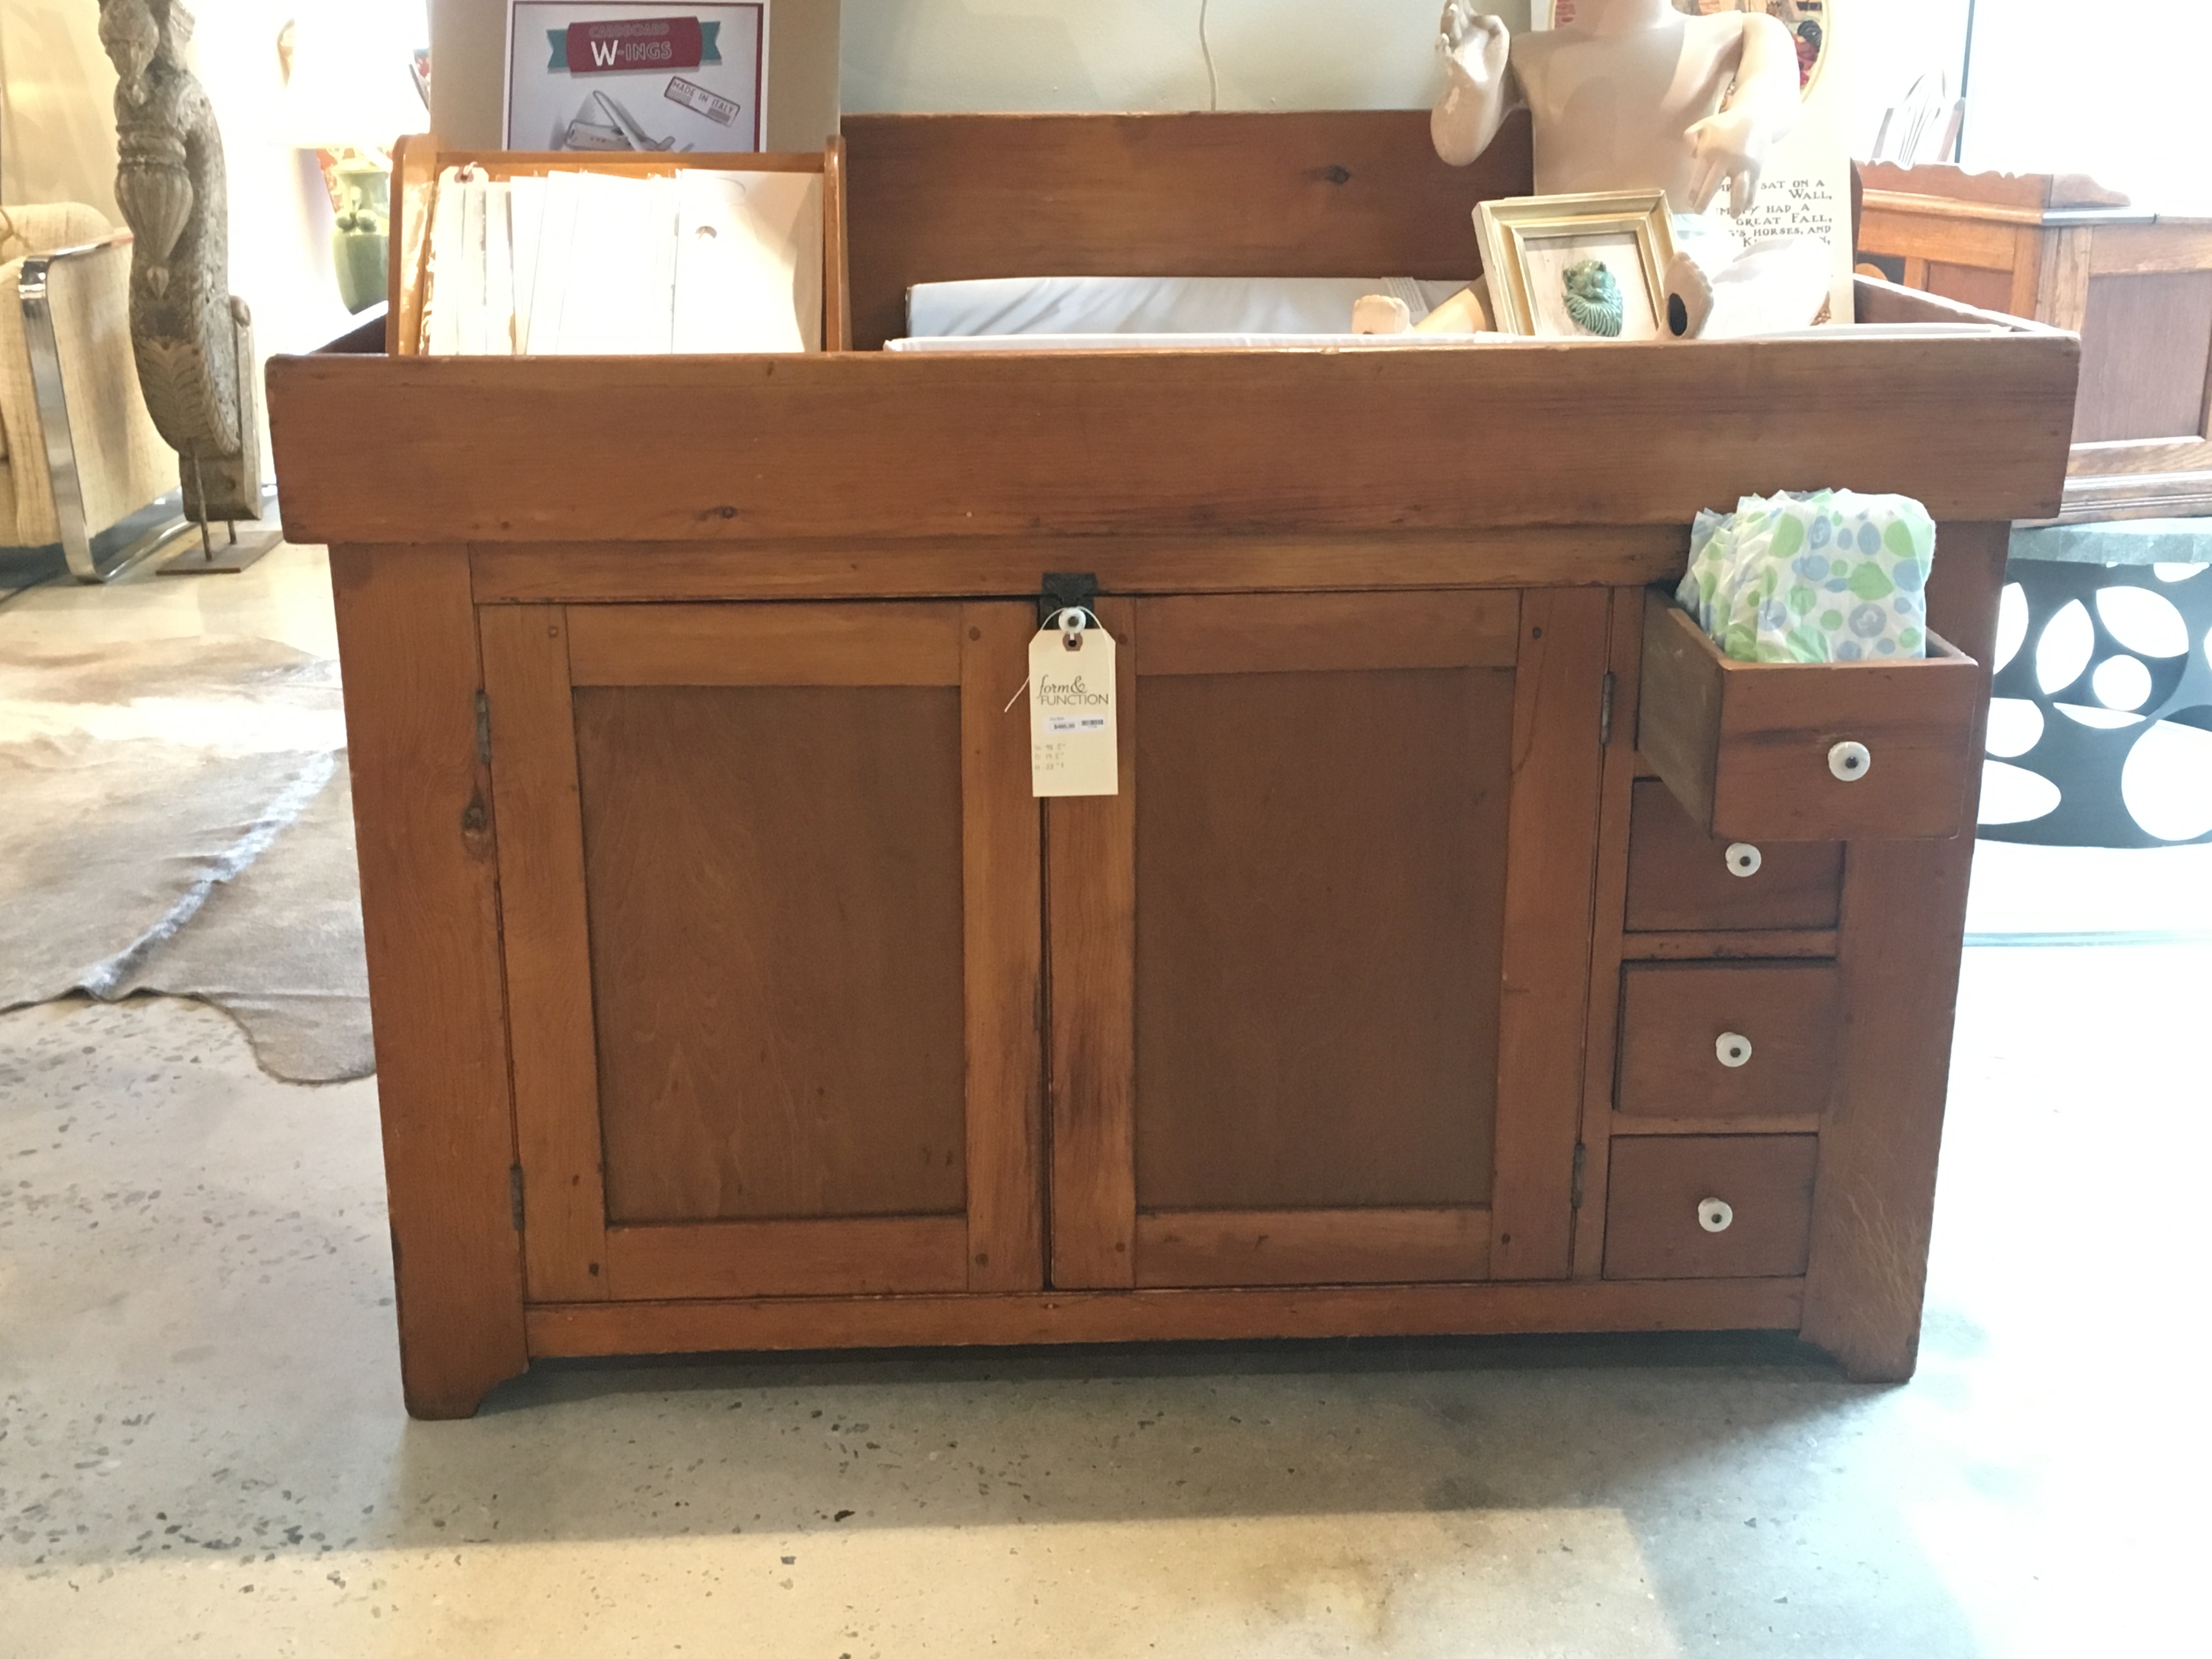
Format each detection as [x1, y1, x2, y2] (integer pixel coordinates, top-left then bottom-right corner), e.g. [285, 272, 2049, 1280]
[1437, 3, 1510, 90]
[1686, 107, 1766, 217]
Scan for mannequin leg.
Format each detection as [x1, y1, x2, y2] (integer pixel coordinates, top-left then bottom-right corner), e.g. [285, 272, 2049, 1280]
[1664, 239, 1832, 340]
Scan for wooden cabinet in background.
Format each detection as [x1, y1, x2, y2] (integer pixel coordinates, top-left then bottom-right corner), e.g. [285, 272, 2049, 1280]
[1859, 161, 2212, 522]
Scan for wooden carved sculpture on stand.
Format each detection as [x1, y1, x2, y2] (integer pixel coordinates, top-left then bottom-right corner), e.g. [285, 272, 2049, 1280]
[97, 0, 280, 572]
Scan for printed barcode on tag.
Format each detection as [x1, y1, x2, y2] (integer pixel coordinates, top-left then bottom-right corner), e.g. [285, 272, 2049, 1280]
[1046, 715, 1108, 733]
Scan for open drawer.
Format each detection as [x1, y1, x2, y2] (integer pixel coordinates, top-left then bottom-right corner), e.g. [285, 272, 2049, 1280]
[1637, 590, 1982, 842]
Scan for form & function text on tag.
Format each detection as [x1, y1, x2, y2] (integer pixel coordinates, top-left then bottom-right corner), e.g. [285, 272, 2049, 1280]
[1028, 613, 1119, 797]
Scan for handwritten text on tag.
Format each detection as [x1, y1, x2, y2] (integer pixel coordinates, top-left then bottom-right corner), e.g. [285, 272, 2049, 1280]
[1028, 619, 1119, 797]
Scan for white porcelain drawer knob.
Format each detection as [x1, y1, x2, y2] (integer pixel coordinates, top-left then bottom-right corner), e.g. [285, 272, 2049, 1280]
[1715, 1032, 1753, 1068]
[1698, 1198, 1735, 1234]
[1725, 842, 1763, 878]
[1829, 740, 1872, 782]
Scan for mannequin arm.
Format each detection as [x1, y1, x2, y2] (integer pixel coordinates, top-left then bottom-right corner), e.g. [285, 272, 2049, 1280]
[1685, 14, 1802, 216]
[1430, 4, 1519, 167]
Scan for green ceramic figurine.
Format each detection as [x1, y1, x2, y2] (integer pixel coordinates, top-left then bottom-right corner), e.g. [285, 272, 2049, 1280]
[1561, 258, 1624, 337]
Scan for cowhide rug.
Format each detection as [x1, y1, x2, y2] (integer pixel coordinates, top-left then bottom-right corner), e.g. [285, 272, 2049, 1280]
[0, 635, 371, 1083]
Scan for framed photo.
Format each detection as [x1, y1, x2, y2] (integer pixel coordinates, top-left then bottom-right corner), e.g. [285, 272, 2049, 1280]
[1475, 192, 1678, 341]
[505, 2, 768, 153]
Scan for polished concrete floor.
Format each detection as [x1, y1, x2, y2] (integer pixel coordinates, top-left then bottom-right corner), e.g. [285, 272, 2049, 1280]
[2, 549, 2205, 1657]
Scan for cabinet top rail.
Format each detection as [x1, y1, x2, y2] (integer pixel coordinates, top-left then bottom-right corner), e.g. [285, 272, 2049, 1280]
[268, 315, 2076, 545]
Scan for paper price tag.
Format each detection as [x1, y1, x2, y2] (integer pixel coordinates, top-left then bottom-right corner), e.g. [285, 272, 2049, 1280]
[1028, 616, 1119, 797]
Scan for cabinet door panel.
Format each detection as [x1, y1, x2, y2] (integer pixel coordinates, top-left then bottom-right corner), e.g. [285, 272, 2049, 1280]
[1133, 666, 1512, 1210]
[576, 682, 968, 1224]
[1047, 589, 1608, 1291]
[486, 600, 1044, 1302]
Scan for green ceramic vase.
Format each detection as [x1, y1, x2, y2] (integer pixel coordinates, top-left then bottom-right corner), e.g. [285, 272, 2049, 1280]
[332, 161, 391, 315]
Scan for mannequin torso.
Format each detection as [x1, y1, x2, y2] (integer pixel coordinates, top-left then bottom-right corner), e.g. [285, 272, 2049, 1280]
[1513, 13, 1742, 205]
[1432, 0, 1800, 218]
[1376, 0, 1828, 338]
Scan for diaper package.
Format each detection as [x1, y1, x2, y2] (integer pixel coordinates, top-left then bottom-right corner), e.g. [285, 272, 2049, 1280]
[1677, 492, 1937, 664]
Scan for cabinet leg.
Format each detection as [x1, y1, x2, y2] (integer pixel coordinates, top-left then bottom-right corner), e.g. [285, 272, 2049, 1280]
[400, 1348, 529, 1420]
[336, 544, 532, 1420]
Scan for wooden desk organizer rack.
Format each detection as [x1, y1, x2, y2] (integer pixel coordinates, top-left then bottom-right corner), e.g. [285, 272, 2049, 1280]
[268, 112, 2080, 1418]
[383, 134, 852, 355]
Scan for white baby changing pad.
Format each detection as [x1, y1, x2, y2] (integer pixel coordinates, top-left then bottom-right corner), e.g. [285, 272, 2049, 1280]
[886, 332, 1515, 353]
[904, 275, 1474, 338]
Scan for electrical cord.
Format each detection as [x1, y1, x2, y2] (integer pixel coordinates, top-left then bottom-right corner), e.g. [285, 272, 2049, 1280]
[1199, 0, 1219, 111]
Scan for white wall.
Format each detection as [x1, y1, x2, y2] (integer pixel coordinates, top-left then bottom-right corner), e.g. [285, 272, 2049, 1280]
[0, 0, 122, 219]
[1961, 4, 2212, 209]
[1, 2, 427, 482]
[1847, 0, 1971, 155]
[840, 0, 1532, 114]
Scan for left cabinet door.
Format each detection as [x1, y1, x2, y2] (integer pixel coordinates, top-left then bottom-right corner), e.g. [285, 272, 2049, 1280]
[479, 600, 1045, 1303]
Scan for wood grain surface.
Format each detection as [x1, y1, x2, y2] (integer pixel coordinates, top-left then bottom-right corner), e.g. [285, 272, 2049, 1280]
[576, 681, 969, 1223]
[268, 331, 2080, 547]
[1133, 648, 1515, 1213]
[1620, 931, 1839, 962]
[478, 605, 608, 1301]
[1489, 589, 1611, 1280]
[1135, 1209, 1493, 1288]
[603, 1217, 969, 1300]
[843, 110, 1535, 349]
[524, 1276, 1807, 1357]
[1137, 590, 1521, 676]
[1624, 778, 1842, 934]
[2074, 272, 2212, 443]
[960, 603, 1047, 1291]
[1046, 596, 1140, 1288]
[329, 544, 527, 1418]
[1639, 597, 1982, 843]
[1615, 963, 1841, 1120]
[1570, 595, 1646, 1280]
[1604, 1136, 1819, 1281]
[565, 602, 963, 686]
[467, 529, 1686, 606]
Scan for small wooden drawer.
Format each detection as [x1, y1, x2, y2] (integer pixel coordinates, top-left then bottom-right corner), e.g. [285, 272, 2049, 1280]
[1617, 962, 1838, 1119]
[1637, 590, 1981, 842]
[1604, 1135, 1818, 1279]
[1625, 779, 1842, 933]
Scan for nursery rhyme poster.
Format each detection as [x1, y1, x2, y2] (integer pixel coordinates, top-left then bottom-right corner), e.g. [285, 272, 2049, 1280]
[1539, 1, 1852, 321]
[506, 2, 766, 153]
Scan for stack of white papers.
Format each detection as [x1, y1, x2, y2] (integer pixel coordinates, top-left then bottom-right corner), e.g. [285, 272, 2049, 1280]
[419, 166, 822, 355]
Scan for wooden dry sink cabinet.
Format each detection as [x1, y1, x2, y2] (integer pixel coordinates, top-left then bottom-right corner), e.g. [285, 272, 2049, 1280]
[265, 114, 2080, 1418]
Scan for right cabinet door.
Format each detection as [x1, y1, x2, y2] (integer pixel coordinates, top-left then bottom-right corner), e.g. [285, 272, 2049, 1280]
[1046, 588, 1611, 1291]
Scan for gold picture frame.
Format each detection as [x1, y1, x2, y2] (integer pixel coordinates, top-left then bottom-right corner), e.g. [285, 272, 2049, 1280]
[1474, 191, 1678, 342]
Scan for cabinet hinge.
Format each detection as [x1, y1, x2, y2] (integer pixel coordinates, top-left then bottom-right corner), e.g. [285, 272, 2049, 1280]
[509, 1164, 525, 1232]
[476, 690, 493, 768]
[1599, 672, 1616, 749]
[1570, 1143, 1587, 1211]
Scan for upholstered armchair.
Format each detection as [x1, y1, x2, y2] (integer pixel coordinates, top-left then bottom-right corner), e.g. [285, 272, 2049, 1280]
[0, 203, 177, 580]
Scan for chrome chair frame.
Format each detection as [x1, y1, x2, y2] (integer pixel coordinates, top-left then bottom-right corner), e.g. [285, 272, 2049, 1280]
[16, 229, 185, 582]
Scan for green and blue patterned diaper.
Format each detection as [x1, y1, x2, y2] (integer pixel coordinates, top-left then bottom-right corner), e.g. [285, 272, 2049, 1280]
[1678, 491, 1937, 664]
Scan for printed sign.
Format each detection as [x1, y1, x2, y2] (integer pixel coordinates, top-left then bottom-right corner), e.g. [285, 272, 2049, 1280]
[507, 2, 765, 153]
[561, 16, 708, 75]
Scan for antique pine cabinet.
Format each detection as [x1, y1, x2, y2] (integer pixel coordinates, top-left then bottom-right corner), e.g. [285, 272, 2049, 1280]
[266, 114, 2079, 1418]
